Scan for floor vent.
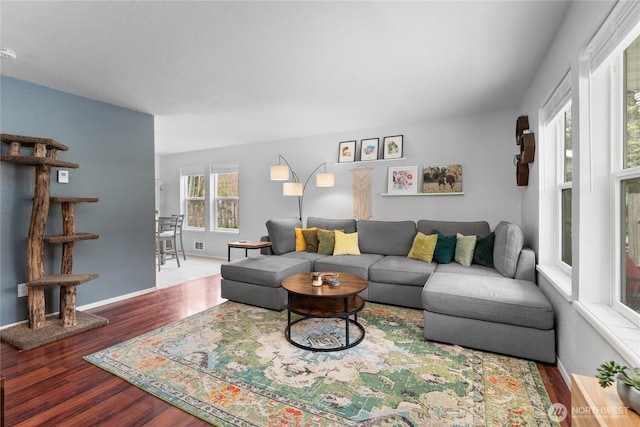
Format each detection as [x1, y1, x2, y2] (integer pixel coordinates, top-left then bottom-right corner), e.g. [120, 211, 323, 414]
[194, 242, 205, 251]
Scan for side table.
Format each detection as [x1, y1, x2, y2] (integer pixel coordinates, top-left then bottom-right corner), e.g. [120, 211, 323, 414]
[227, 240, 272, 261]
[571, 374, 640, 426]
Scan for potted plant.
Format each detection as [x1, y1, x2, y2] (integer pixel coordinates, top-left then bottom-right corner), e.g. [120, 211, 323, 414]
[596, 360, 640, 414]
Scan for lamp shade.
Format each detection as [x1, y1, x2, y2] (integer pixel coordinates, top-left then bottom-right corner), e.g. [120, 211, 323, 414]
[316, 173, 335, 187]
[270, 165, 289, 181]
[283, 182, 303, 196]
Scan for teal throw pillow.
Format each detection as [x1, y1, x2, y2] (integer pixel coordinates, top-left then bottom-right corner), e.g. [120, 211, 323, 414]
[432, 230, 456, 264]
[473, 232, 495, 267]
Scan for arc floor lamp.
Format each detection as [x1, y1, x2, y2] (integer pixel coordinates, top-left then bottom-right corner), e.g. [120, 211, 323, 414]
[270, 155, 335, 220]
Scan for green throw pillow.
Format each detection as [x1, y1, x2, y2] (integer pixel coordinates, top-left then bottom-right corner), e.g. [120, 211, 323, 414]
[407, 232, 438, 263]
[455, 233, 477, 267]
[317, 228, 339, 255]
[302, 228, 319, 253]
[432, 230, 456, 264]
[473, 232, 495, 267]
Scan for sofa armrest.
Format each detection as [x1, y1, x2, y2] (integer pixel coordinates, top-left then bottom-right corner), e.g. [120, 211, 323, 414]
[514, 247, 536, 282]
[258, 235, 272, 255]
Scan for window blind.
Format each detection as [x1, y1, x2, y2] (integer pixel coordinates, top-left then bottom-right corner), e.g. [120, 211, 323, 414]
[587, 1, 640, 73]
[210, 162, 239, 175]
[543, 70, 571, 125]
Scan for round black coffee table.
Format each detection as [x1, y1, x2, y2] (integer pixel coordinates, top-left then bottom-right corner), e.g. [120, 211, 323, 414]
[282, 272, 367, 352]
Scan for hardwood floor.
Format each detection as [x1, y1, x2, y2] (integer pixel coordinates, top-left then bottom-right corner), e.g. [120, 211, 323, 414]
[1, 274, 571, 426]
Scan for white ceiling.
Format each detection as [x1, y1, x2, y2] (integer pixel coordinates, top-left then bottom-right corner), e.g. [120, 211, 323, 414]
[0, 1, 570, 155]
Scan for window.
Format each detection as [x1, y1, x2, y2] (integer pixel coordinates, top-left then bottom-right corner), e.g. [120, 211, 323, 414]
[210, 163, 239, 231]
[568, 0, 640, 363]
[539, 71, 572, 290]
[620, 35, 640, 318]
[560, 107, 573, 267]
[181, 167, 206, 230]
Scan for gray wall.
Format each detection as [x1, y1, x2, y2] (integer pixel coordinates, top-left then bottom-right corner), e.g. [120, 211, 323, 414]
[518, 1, 629, 379]
[0, 76, 156, 326]
[158, 107, 522, 260]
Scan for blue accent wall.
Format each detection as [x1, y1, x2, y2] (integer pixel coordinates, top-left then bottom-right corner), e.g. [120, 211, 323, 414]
[0, 76, 156, 326]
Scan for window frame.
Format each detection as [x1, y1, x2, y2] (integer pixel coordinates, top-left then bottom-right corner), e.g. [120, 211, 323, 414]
[556, 102, 573, 274]
[614, 171, 640, 328]
[180, 167, 206, 231]
[209, 163, 240, 233]
[593, 24, 640, 327]
[538, 80, 573, 298]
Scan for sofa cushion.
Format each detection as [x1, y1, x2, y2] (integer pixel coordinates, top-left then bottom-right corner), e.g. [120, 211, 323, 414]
[473, 232, 495, 268]
[408, 232, 438, 263]
[307, 217, 356, 233]
[369, 255, 435, 286]
[423, 272, 554, 330]
[314, 254, 383, 280]
[281, 251, 329, 269]
[317, 228, 340, 255]
[433, 231, 456, 264]
[434, 262, 503, 277]
[333, 231, 361, 255]
[493, 221, 524, 278]
[301, 228, 318, 252]
[265, 218, 302, 255]
[295, 227, 317, 251]
[356, 220, 416, 256]
[221, 255, 310, 288]
[455, 233, 477, 266]
[417, 220, 490, 237]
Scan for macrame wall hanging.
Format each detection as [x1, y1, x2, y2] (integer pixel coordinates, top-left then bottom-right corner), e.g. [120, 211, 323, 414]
[351, 166, 373, 220]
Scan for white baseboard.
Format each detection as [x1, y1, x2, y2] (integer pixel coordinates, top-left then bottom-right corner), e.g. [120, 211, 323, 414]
[555, 356, 571, 389]
[0, 286, 157, 330]
[77, 286, 157, 311]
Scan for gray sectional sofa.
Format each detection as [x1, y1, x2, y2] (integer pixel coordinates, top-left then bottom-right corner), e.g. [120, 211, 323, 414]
[221, 217, 556, 363]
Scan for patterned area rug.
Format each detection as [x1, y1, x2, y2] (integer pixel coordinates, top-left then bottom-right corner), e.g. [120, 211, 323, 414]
[85, 301, 558, 426]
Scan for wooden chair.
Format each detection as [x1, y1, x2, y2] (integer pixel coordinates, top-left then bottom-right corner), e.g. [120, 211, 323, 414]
[174, 214, 186, 260]
[156, 216, 180, 271]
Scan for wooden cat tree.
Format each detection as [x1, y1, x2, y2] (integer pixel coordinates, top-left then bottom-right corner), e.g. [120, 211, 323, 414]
[1, 133, 99, 330]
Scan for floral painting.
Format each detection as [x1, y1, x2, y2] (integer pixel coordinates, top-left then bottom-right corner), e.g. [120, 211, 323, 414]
[387, 165, 418, 194]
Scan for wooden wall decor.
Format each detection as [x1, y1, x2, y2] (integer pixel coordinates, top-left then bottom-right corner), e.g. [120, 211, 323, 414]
[514, 115, 536, 186]
[516, 161, 529, 186]
[520, 133, 536, 163]
[516, 116, 529, 144]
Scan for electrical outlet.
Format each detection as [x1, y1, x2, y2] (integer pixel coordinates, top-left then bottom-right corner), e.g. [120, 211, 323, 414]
[17, 283, 28, 298]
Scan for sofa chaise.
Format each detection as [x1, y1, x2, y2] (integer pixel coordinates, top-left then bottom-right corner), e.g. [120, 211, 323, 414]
[220, 217, 555, 363]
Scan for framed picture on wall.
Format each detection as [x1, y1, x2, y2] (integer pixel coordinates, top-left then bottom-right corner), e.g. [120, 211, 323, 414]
[422, 164, 463, 194]
[360, 138, 379, 161]
[338, 140, 356, 163]
[387, 165, 418, 195]
[383, 135, 403, 159]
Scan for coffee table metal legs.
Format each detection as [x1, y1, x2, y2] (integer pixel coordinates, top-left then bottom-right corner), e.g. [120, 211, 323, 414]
[285, 296, 365, 352]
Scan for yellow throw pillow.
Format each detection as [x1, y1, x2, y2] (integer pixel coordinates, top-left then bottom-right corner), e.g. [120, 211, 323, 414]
[407, 232, 438, 263]
[294, 227, 317, 251]
[333, 230, 360, 255]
